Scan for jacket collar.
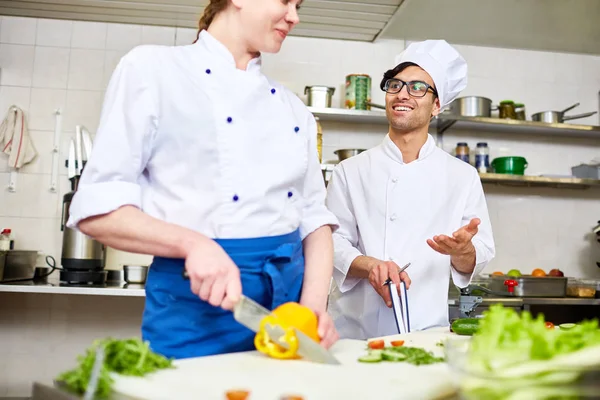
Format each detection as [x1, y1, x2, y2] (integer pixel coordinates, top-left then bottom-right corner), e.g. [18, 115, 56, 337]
[381, 133, 436, 165]
[195, 29, 262, 73]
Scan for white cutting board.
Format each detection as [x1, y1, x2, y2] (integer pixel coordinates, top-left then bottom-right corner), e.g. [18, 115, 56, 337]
[112, 328, 461, 400]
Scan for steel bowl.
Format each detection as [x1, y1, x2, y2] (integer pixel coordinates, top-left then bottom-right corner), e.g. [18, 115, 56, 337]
[123, 265, 148, 284]
[334, 148, 366, 161]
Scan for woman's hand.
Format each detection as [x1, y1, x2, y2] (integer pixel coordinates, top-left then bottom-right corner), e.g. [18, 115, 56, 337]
[185, 238, 242, 310]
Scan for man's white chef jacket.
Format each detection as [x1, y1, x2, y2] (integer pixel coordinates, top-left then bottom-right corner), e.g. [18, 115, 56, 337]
[326, 134, 495, 340]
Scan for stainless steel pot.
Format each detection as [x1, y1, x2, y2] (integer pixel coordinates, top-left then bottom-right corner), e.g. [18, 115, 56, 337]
[334, 148, 366, 161]
[531, 103, 597, 123]
[304, 85, 335, 108]
[448, 96, 496, 117]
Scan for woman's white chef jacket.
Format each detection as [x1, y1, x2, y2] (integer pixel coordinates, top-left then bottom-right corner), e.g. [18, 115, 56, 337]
[66, 30, 338, 240]
[325, 134, 495, 340]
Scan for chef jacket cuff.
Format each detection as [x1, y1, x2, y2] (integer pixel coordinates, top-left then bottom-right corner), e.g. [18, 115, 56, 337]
[66, 181, 142, 229]
[450, 240, 489, 288]
[299, 207, 340, 240]
[333, 247, 363, 293]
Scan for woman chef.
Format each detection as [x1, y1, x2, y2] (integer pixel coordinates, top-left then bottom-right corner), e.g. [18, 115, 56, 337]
[66, 0, 340, 359]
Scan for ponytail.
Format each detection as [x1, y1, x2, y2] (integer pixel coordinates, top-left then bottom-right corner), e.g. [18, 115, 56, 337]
[194, 0, 228, 42]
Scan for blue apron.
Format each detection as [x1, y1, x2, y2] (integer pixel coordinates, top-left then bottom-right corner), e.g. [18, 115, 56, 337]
[141, 229, 304, 359]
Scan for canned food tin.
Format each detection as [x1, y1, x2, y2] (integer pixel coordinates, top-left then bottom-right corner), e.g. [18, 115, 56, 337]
[345, 74, 371, 110]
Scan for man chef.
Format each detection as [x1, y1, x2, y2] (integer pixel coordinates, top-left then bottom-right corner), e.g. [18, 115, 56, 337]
[325, 40, 496, 340]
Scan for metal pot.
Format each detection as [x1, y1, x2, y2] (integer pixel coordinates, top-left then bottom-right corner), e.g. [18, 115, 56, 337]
[448, 96, 496, 117]
[531, 103, 597, 123]
[304, 86, 335, 108]
[334, 148, 366, 161]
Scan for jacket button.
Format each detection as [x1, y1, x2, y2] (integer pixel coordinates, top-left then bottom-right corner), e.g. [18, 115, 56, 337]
[227, 117, 233, 123]
[294, 126, 299, 133]
[392, 177, 398, 183]
[271, 88, 276, 94]
[287, 191, 293, 198]
[390, 214, 397, 221]
[233, 194, 239, 202]
[205, 69, 211, 74]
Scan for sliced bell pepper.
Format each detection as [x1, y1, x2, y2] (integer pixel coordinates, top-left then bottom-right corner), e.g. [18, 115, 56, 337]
[254, 315, 300, 360]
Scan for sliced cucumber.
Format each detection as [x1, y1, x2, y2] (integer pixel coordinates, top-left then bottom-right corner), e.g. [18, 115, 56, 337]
[382, 349, 408, 362]
[358, 351, 382, 363]
[559, 323, 577, 330]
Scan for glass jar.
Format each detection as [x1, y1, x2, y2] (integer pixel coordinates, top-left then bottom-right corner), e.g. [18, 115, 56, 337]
[455, 142, 470, 163]
[498, 100, 516, 119]
[474, 143, 490, 173]
[514, 103, 526, 120]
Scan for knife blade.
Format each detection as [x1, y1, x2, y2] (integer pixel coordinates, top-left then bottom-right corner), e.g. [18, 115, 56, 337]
[81, 126, 93, 163]
[67, 139, 76, 179]
[75, 126, 83, 176]
[233, 295, 341, 365]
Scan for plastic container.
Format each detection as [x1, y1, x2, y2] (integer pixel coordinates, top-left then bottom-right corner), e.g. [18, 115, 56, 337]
[0, 229, 10, 251]
[474, 143, 490, 173]
[491, 156, 528, 175]
[566, 279, 597, 298]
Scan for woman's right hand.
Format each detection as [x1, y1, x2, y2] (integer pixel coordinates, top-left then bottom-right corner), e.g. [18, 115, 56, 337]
[185, 238, 242, 310]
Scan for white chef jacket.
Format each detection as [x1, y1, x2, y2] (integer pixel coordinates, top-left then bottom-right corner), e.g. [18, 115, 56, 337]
[326, 134, 495, 340]
[67, 30, 338, 240]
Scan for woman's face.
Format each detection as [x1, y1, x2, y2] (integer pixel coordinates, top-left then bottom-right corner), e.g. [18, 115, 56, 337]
[237, 0, 302, 53]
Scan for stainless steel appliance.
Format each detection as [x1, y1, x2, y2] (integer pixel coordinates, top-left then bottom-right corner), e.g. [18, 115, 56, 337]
[60, 126, 106, 285]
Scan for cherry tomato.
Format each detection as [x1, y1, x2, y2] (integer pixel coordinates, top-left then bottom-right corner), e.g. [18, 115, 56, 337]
[545, 322, 555, 329]
[368, 339, 385, 350]
[390, 340, 405, 347]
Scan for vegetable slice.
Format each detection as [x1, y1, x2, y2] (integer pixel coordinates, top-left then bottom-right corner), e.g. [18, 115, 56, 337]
[358, 352, 383, 363]
[367, 339, 385, 350]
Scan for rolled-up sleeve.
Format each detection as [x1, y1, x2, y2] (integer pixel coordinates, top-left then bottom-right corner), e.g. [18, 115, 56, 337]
[298, 114, 339, 240]
[66, 48, 157, 229]
[325, 164, 363, 293]
[451, 170, 496, 288]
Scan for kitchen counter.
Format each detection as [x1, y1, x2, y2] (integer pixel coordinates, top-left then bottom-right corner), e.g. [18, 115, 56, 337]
[447, 296, 600, 306]
[0, 272, 145, 297]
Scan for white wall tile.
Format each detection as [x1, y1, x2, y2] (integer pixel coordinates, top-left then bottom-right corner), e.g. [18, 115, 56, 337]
[19, 130, 57, 175]
[67, 49, 105, 90]
[32, 46, 70, 89]
[70, 21, 107, 50]
[28, 88, 67, 131]
[36, 18, 73, 47]
[103, 50, 127, 88]
[175, 27, 197, 45]
[0, 16, 36, 45]
[141, 25, 175, 46]
[106, 23, 142, 51]
[0, 86, 31, 123]
[64, 90, 104, 133]
[0, 44, 35, 86]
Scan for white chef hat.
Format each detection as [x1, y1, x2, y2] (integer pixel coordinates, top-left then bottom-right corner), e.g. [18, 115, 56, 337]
[383, 40, 468, 107]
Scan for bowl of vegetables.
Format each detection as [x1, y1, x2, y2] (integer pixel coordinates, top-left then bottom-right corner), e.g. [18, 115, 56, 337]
[444, 305, 600, 399]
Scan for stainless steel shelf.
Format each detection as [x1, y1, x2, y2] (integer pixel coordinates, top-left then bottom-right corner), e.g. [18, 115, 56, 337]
[480, 173, 600, 189]
[307, 107, 388, 124]
[435, 114, 600, 139]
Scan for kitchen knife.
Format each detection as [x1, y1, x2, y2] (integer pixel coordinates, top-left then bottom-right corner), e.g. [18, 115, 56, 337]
[233, 295, 341, 365]
[67, 139, 76, 180]
[81, 126, 93, 165]
[75, 126, 83, 176]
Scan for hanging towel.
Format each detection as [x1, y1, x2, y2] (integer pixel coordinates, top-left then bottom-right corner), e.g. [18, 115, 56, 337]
[0, 105, 37, 169]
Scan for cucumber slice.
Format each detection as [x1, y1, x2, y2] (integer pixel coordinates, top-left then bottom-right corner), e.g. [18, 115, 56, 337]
[559, 323, 577, 330]
[382, 349, 408, 362]
[358, 352, 383, 363]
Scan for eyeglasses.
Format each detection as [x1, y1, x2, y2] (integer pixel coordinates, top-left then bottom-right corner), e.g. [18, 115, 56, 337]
[383, 78, 438, 98]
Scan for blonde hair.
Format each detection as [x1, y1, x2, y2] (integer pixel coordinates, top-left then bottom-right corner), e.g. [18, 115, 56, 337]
[197, 0, 228, 33]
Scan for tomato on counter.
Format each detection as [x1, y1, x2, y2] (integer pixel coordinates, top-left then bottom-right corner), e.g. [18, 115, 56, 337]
[226, 390, 250, 400]
[368, 339, 385, 350]
[390, 340, 405, 347]
[545, 321, 555, 329]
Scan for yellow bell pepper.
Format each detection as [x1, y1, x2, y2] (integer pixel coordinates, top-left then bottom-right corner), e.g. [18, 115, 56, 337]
[254, 302, 320, 360]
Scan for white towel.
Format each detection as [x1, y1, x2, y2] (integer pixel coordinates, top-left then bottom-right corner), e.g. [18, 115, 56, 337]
[0, 105, 37, 169]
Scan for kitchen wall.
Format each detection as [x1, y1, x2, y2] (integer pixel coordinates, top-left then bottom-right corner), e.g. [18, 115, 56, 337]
[0, 16, 599, 279]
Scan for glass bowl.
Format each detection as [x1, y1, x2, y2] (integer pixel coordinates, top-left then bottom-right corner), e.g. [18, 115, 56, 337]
[443, 337, 600, 400]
